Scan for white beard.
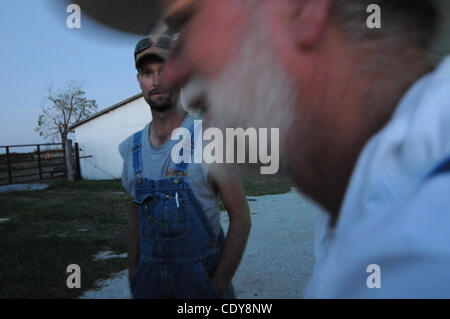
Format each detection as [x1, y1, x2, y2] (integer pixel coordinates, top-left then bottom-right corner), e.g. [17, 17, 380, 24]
[181, 23, 298, 179]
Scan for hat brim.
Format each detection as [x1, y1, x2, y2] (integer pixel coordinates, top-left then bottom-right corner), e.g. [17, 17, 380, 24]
[66, 0, 165, 35]
[63, 0, 450, 55]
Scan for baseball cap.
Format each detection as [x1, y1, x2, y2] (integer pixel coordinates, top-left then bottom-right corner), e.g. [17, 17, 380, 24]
[134, 34, 173, 69]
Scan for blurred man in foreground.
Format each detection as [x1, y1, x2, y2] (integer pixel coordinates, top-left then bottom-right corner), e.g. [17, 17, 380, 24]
[161, 0, 450, 298]
[80, 0, 450, 298]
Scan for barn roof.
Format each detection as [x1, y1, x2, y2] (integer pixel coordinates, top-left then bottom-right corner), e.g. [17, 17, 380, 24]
[69, 93, 143, 131]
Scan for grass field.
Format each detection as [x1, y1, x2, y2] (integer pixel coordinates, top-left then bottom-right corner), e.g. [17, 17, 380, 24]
[0, 175, 293, 298]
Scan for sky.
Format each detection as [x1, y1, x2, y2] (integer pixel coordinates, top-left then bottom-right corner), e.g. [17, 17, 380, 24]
[0, 0, 144, 147]
[2, 1, 449, 150]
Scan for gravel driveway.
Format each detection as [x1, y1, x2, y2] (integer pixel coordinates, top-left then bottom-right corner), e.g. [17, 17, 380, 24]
[0, 183, 49, 193]
[80, 189, 321, 299]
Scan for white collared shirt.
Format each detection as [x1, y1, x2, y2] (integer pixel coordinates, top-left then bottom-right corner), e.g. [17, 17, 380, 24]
[305, 56, 450, 298]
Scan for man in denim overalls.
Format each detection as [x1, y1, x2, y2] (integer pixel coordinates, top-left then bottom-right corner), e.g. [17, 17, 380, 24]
[119, 35, 251, 298]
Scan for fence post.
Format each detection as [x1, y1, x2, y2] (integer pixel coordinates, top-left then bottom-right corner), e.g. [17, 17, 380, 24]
[74, 143, 81, 180]
[37, 145, 43, 180]
[6, 146, 12, 184]
[65, 140, 74, 182]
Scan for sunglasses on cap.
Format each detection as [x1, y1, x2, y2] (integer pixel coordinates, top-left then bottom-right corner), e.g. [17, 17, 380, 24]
[134, 35, 173, 56]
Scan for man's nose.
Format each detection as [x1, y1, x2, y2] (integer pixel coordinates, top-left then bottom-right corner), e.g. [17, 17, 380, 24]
[153, 72, 161, 86]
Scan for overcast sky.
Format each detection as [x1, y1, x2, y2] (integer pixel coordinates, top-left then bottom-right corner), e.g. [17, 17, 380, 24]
[0, 0, 144, 147]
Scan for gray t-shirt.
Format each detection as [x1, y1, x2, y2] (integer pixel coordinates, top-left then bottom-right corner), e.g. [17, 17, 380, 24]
[118, 114, 221, 236]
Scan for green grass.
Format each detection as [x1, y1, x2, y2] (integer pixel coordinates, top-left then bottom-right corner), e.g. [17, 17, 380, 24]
[0, 175, 293, 298]
[0, 179, 129, 298]
[217, 173, 293, 211]
[241, 173, 294, 196]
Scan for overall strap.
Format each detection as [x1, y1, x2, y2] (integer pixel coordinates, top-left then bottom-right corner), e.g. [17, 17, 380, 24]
[132, 130, 144, 178]
[175, 123, 196, 173]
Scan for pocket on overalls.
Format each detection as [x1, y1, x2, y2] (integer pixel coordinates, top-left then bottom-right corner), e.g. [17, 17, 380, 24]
[140, 192, 190, 240]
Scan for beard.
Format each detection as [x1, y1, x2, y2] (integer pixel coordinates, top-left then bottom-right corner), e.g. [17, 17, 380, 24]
[181, 22, 298, 179]
[146, 91, 176, 113]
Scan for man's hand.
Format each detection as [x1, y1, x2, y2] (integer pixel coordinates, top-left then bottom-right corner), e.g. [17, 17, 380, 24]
[209, 177, 251, 297]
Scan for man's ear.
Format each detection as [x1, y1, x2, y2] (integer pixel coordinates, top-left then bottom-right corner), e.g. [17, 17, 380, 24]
[292, 0, 331, 49]
[262, 0, 332, 83]
[137, 72, 145, 91]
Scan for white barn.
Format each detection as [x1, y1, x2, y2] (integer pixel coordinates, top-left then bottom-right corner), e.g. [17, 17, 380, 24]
[70, 92, 200, 180]
[70, 93, 151, 180]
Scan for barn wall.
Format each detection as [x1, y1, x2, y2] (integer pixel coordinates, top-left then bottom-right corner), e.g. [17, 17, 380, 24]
[73, 96, 151, 180]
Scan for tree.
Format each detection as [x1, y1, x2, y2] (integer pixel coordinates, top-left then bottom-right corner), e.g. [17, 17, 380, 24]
[36, 82, 98, 146]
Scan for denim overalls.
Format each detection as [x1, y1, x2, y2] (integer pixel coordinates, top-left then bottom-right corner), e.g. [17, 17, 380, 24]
[129, 126, 226, 299]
